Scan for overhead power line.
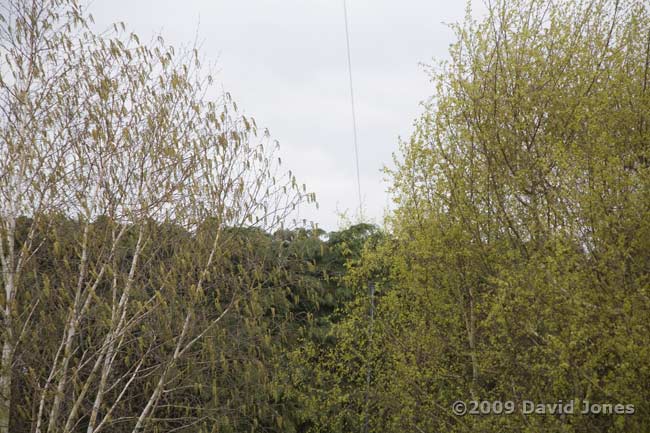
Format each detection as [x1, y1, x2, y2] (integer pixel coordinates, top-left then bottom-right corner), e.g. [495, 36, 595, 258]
[343, 0, 363, 221]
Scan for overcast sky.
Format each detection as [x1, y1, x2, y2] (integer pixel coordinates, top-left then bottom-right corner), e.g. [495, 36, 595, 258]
[89, 0, 486, 231]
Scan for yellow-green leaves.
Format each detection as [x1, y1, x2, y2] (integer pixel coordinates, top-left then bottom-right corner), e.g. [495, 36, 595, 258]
[302, 1, 650, 432]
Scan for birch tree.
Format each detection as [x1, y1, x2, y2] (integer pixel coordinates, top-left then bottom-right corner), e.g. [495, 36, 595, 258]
[298, 0, 650, 432]
[1, 1, 312, 432]
[0, 1, 89, 431]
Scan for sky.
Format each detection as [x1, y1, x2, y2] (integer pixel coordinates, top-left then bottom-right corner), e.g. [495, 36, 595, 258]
[89, 0, 486, 231]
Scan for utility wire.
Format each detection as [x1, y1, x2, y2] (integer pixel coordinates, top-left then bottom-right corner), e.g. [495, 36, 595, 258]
[343, 6, 372, 433]
[343, 0, 363, 221]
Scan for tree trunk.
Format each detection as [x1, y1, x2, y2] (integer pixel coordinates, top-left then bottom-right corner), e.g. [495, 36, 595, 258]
[0, 213, 16, 433]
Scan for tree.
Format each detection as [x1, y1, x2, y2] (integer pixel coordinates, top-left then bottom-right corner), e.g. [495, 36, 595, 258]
[307, 0, 650, 432]
[0, 1, 312, 432]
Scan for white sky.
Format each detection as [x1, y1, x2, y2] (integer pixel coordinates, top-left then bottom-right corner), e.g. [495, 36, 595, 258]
[89, 0, 486, 231]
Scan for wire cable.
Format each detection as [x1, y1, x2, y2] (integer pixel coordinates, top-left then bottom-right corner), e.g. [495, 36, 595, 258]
[343, 0, 363, 221]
